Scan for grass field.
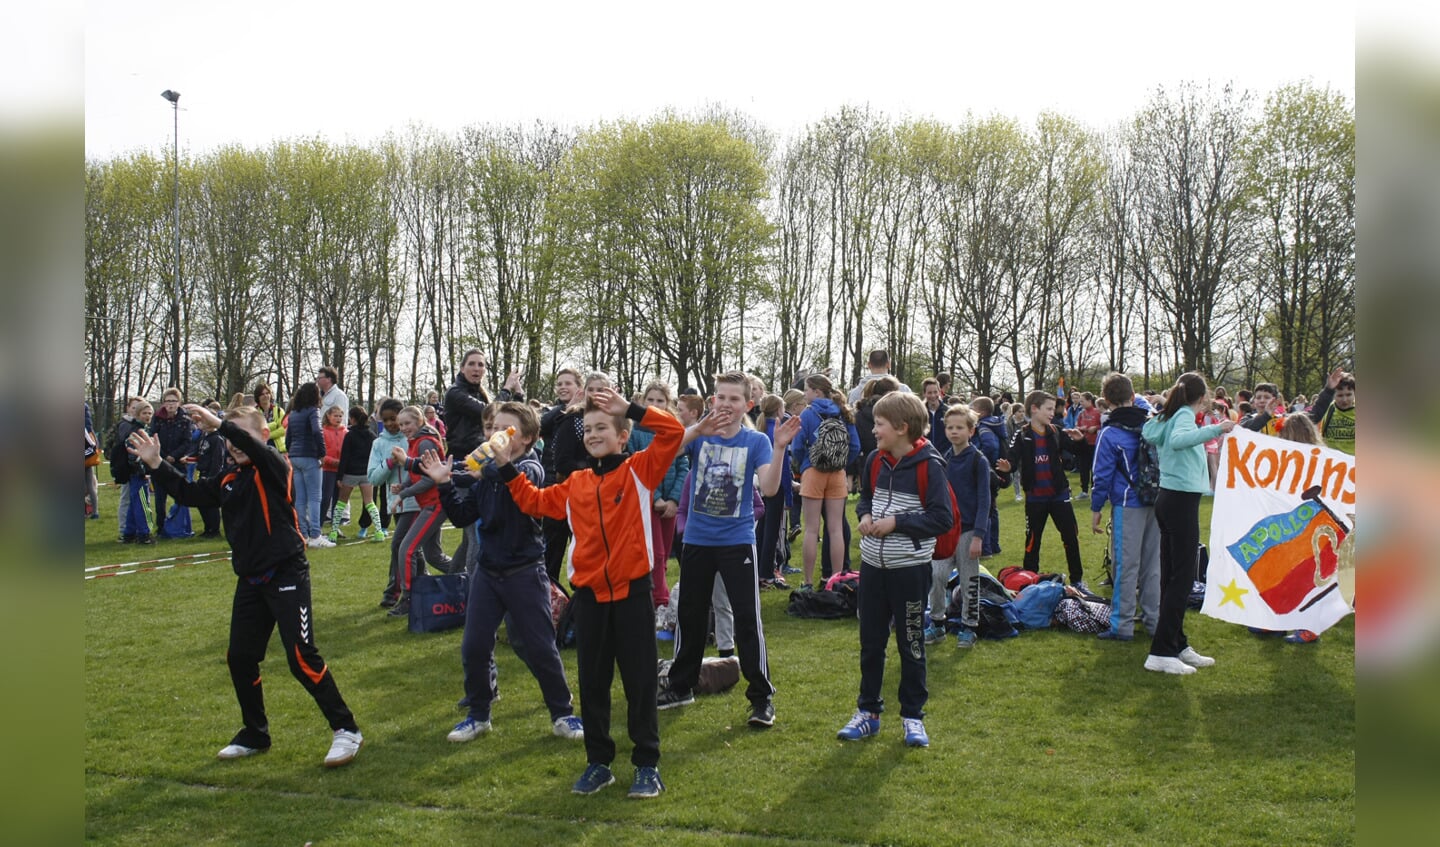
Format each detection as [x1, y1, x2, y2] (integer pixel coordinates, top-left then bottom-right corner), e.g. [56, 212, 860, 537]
[85, 482, 1354, 846]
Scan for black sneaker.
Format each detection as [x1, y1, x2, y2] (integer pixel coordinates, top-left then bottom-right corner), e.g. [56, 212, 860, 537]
[137, 534, 155, 545]
[657, 686, 694, 710]
[748, 700, 775, 728]
[378, 595, 398, 608]
[118, 535, 136, 544]
[387, 599, 411, 618]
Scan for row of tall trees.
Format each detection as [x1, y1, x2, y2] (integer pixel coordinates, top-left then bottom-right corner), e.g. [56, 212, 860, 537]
[85, 81, 1353, 430]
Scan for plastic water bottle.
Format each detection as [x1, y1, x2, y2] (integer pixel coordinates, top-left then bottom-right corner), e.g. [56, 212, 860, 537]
[464, 426, 516, 472]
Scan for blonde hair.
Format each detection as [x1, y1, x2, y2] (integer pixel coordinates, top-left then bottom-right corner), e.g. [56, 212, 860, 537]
[399, 405, 425, 424]
[225, 405, 266, 433]
[873, 392, 928, 440]
[943, 404, 976, 429]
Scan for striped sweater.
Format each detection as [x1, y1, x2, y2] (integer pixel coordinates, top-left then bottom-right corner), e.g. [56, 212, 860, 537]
[856, 439, 955, 569]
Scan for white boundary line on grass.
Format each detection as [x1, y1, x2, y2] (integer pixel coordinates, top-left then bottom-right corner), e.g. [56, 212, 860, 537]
[84, 524, 460, 580]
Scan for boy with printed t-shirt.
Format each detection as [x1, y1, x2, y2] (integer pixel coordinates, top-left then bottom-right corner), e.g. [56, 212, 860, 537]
[837, 392, 954, 748]
[129, 404, 362, 768]
[995, 390, 1089, 590]
[658, 372, 801, 732]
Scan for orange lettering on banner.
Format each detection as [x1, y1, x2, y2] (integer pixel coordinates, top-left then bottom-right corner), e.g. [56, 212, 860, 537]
[1278, 449, 1307, 495]
[1227, 434, 1356, 504]
[1227, 439, 1256, 488]
[1253, 449, 1279, 487]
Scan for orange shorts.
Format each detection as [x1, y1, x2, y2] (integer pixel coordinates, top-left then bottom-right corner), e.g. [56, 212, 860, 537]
[800, 467, 848, 499]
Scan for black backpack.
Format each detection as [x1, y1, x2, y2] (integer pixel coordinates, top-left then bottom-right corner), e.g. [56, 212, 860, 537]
[1112, 421, 1160, 506]
[808, 415, 851, 472]
[785, 588, 853, 619]
[107, 424, 132, 483]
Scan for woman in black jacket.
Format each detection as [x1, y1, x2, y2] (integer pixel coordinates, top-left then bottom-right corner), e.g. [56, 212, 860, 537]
[442, 349, 523, 564]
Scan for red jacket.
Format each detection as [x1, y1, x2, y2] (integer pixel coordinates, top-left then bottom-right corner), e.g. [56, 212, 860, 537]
[321, 424, 345, 472]
[505, 404, 683, 603]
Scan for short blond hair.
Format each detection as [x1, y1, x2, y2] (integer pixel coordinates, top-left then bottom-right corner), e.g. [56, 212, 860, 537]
[943, 404, 976, 429]
[873, 392, 929, 441]
[224, 405, 267, 433]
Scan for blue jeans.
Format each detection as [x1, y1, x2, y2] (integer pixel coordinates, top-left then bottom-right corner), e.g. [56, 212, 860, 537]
[290, 456, 321, 538]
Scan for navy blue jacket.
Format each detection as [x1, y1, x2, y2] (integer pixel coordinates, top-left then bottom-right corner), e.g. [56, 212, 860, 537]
[285, 406, 323, 459]
[941, 442, 992, 536]
[435, 447, 545, 572]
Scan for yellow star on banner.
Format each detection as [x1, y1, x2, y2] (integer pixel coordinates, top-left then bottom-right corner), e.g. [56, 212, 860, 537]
[1218, 579, 1249, 609]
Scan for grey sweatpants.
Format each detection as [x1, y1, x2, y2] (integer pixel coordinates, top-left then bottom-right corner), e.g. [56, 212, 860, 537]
[1108, 505, 1160, 637]
[929, 530, 978, 627]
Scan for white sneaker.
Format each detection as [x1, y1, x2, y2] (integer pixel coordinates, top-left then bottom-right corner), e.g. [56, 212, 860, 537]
[1178, 647, 1216, 668]
[324, 729, 363, 767]
[217, 743, 266, 760]
[552, 715, 585, 740]
[447, 717, 491, 742]
[1144, 655, 1197, 675]
[309, 535, 337, 549]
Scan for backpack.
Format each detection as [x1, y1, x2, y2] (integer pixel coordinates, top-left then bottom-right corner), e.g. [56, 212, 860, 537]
[867, 452, 962, 559]
[808, 414, 852, 472]
[107, 425, 132, 483]
[1112, 422, 1160, 506]
[1011, 580, 1067, 629]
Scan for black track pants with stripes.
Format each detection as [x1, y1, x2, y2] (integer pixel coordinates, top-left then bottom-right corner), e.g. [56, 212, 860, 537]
[226, 558, 357, 749]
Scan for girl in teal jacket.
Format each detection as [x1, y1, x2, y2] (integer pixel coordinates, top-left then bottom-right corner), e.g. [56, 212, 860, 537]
[1141, 373, 1235, 676]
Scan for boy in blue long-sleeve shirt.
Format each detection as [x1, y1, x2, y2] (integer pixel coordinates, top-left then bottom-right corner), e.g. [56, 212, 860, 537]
[929, 405, 991, 648]
[1088, 373, 1160, 641]
[420, 401, 583, 744]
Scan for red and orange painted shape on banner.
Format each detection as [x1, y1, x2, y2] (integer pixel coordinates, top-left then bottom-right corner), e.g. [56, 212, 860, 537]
[1226, 499, 1346, 615]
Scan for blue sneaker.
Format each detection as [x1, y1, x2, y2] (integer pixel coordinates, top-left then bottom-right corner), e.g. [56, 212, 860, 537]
[902, 717, 930, 748]
[571, 763, 615, 795]
[836, 710, 880, 741]
[923, 625, 946, 645]
[627, 765, 665, 799]
[552, 715, 584, 740]
[447, 716, 491, 742]
[1096, 630, 1133, 642]
[954, 630, 977, 649]
[357, 526, 369, 540]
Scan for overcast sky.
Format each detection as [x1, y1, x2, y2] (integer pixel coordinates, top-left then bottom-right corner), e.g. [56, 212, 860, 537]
[82, 0, 1360, 160]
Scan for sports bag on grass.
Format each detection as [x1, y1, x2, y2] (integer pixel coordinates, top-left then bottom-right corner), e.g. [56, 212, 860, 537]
[409, 572, 469, 633]
[1011, 580, 1066, 630]
[785, 589, 852, 619]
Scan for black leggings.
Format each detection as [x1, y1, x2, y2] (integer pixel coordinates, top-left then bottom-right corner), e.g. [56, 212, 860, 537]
[1150, 488, 1201, 657]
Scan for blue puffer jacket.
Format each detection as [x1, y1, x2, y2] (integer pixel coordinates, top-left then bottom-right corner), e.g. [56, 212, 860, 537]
[285, 406, 323, 459]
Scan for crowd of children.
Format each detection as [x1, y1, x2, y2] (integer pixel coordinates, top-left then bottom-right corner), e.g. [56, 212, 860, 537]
[95, 353, 1355, 789]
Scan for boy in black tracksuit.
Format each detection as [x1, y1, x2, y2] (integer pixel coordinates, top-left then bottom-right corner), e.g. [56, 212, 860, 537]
[996, 390, 1089, 589]
[132, 404, 362, 767]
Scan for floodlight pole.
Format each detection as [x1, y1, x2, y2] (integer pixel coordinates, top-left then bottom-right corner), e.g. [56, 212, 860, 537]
[161, 89, 182, 389]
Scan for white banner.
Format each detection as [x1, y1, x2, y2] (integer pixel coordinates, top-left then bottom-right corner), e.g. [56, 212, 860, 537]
[1201, 427, 1355, 633]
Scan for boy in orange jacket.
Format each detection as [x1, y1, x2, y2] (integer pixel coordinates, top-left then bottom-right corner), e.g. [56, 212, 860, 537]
[499, 387, 726, 799]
